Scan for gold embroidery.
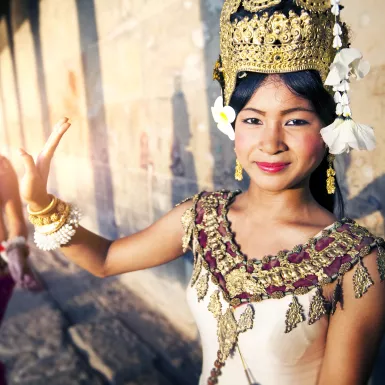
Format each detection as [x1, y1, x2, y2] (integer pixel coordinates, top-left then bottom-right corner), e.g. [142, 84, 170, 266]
[295, 0, 330, 12]
[181, 207, 195, 252]
[225, 268, 266, 297]
[193, 191, 378, 307]
[196, 271, 210, 302]
[191, 254, 202, 287]
[217, 308, 238, 361]
[208, 291, 223, 319]
[243, 0, 281, 12]
[219, 1, 337, 104]
[237, 305, 254, 333]
[353, 259, 374, 299]
[308, 289, 327, 325]
[285, 296, 305, 333]
[377, 244, 385, 282]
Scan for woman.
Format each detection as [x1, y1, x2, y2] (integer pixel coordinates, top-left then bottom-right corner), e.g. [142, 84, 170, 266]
[0, 155, 41, 384]
[18, 1, 385, 384]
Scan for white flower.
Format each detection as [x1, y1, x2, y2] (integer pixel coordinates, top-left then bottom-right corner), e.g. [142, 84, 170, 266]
[325, 48, 371, 87]
[211, 96, 236, 141]
[321, 118, 376, 155]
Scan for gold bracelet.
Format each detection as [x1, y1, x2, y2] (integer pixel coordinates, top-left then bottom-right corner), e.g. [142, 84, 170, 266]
[28, 200, 67, 226]
[34, 203, 71, 235]
[27, 194, 57, 216]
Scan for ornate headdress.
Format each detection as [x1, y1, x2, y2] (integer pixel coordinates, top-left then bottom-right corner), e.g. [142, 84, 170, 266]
[211, 0, 376, 189]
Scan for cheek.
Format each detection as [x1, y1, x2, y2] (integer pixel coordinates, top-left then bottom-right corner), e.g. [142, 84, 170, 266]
[295, 132, 325, 161]
[235, 126, 256, 155]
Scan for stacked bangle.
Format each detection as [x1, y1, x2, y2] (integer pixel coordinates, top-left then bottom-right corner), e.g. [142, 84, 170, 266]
[28, 195, 81, 251]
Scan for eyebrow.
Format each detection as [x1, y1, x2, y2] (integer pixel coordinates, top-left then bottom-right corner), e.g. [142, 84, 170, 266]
[241, 107, 316, 116]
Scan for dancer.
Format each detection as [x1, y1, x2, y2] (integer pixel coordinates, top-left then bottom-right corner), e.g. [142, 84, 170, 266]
[19, 1, 385, 384]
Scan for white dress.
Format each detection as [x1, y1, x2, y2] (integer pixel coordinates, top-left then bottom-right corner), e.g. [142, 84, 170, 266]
[180, 190, 381, 385]
[187, 279, 327, 385]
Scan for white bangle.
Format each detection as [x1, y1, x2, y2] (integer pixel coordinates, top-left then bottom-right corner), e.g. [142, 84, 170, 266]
[34, 205, 82, 251]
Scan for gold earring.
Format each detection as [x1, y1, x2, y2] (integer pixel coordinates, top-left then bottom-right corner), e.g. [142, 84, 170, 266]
[326, 154, 336, 195]
[235, 159, 243, 181]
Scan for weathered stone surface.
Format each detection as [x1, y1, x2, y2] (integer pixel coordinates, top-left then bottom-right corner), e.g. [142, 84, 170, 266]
[69, 318, 155, 384]
[0, 289, 103, 385]
[124, 371, 174, 385]
[29, 247, 201, 384]
[7, 347, 103, 385]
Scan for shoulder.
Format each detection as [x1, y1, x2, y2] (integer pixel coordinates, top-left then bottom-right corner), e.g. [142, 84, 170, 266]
[176, 190, 240, 222]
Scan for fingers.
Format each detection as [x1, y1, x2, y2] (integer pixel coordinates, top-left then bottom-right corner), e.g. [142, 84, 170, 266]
[19, 148, 37, 175]
[42, 117, 71, 159]
[37, 117, 71, 181]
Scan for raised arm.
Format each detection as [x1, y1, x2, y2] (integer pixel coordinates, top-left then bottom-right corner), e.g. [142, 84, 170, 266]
[0, 156, 28, 240]
[19, 118, 190, 278]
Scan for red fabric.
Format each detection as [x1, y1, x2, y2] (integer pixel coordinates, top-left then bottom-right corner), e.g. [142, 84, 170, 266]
[0, 274, 13, 385]
[0, 274, 14, 325]
[0, 361, 6, 385]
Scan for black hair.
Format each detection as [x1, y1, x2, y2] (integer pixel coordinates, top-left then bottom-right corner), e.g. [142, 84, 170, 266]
[229, 70, 345, 218]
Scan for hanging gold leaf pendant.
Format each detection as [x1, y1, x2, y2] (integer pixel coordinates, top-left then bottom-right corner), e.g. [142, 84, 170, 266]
[308, 288, 327, 325]
[285, 295, 305, 333]
[353, 259, 374, 299]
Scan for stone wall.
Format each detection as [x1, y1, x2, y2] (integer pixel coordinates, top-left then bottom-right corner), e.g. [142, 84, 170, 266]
[0, 0, 384, 338]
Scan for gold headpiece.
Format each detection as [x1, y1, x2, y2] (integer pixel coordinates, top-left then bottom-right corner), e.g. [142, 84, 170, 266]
[216, 0, 344, 105]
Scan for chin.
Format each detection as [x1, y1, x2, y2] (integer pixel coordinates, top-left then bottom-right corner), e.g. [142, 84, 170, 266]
[249, 172, 308, 193]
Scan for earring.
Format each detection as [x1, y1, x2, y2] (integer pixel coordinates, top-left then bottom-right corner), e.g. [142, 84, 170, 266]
[326, 154, 336, 195]
[235, 159, 243, 181]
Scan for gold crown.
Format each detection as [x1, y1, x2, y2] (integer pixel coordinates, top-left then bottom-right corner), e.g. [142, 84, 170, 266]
[217, 0, 341, 105]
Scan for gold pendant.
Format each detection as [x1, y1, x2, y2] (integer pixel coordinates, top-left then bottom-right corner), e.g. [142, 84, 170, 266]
[308, 288, 327, 325]
[196, 271, 209, 302]
[326, 154, 336, 195]
[285, 295, 305, 333]
[237, 305, 254, 333]
[377, 245, 385, 282]
[217, 308, 238, 361]
[235, 159, 243, 181]
[208, 290, 223, 320]
[353, 259, 374, 299]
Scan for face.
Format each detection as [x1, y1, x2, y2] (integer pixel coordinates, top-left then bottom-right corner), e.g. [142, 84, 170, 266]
[234, 75, 326, 193]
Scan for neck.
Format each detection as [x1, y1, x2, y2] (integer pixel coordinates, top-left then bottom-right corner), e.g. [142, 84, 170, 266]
[243, 180, 319, 223]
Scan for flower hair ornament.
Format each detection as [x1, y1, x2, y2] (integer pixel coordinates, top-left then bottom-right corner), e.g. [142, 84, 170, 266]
[210, 0, 376, 191]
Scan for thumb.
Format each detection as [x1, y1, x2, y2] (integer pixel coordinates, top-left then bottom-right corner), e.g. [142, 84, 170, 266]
[19, 148, 37, 175]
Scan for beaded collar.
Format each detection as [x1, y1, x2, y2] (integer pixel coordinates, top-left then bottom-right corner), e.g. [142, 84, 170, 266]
[180, 190, 385, 385]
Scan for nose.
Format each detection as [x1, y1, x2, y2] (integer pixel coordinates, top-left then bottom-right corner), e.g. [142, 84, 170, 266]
[259, 122, 287, 155]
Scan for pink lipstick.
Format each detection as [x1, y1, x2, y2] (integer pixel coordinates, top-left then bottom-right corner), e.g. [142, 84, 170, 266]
[256, 162, 291, 173]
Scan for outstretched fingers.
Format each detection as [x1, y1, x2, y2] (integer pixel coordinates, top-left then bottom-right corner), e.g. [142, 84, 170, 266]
[40, 118, 71, 160]
[37, 118, 71, 182]
[19, 148, 37, 176]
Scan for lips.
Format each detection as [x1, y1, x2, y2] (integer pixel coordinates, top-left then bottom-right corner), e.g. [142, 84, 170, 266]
[256, 162, 291, 173]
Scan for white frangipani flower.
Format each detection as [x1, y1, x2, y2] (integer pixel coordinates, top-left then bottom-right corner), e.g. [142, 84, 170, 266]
[321, 118, 376, 155]
[211, 96, 236, 141]
[325, 48, 371, 87]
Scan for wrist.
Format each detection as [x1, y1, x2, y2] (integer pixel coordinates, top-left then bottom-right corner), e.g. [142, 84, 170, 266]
[28, 195, 54, 213]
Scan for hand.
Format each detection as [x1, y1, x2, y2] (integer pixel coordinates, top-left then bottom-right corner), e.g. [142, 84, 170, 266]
[19, 118, 71, 211]
[7, 245, 43, 291]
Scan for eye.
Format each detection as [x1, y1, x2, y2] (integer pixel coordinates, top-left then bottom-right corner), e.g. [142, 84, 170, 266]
[286, 119, 309, 126]
[242, 118, 263, 125]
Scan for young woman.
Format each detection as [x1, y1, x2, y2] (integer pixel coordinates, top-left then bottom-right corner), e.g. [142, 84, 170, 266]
[0, 155, 42, 384]
[18, 1, 385, 384]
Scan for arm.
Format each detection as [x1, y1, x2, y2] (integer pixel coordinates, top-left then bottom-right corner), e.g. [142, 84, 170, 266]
[318, 251, 385, 385]
[58, 200, 192, 278]
[19, 118, 193, 279]
[0, 157, 28, 239]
